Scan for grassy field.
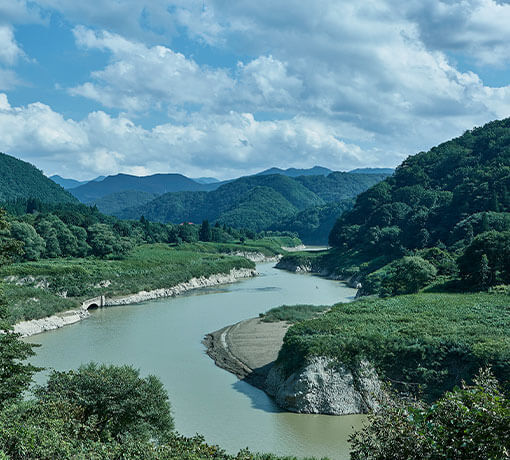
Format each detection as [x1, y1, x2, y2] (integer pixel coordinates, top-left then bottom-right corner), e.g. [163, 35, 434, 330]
[277, 292, 510, 400]
[259, 304, 330, 323]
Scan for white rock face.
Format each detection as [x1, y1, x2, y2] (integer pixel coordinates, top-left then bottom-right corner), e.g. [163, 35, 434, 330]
[14, 309, 90, 337]
[265, 357, 381, 415]
[14, 267, 257, 337]
[231, 251, 282, 263]
[106, 268, 256, 305]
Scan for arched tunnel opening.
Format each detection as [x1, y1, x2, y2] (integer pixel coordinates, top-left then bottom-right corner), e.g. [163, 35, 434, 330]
[87, 303, 99, 310]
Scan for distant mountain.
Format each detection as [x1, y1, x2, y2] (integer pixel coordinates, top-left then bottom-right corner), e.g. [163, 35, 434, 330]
[118, 171, 387, 235]
[119, 174, 323, 229]
[50, 175, 106, 189]
[70, 173, 219, 203]
[256, 166, 333, 177]
[192, 177, 220, 184]
[0, 153, 78, 204]
[348, 168, 394, 175]
[91, 190, 158, 215]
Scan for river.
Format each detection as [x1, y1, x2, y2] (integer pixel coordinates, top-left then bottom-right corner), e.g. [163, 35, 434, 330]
[25, 262, 364, 460]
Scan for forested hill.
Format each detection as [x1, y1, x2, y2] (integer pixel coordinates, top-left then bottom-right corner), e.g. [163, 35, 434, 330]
[0, 153, 77, 204]
[70, 173, 218, 203]
[119, 171, 388, 233]
[326, 117, 510, 292]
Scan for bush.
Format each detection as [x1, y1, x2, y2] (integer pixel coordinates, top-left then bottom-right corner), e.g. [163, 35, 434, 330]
[35, 363, 173, 443]
[350, 369, 510, 460]
[362, 256, 437, 296]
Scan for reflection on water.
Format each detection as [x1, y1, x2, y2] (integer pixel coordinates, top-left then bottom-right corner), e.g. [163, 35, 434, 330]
[26, 263, 363, 460]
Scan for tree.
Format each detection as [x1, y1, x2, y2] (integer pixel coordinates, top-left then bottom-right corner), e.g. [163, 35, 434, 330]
[87, 223, 132, 259]
[36, 363, 173, 443]
[199, 220, 212, 242]
[0, 209, 40, 408]
[363, 256, 437, 297]
[350, 369, 510, 460]
[9, 221, 45, 261]
[479, 253, 490, 289]
[36, 218, 61, 258]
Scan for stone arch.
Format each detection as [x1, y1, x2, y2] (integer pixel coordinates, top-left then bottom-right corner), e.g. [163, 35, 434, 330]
[86, 303, 99, 310]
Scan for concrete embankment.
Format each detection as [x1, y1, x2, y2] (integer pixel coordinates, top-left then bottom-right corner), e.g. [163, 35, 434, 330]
[15, 267, 257, 338]
[205, 317, 382, 415]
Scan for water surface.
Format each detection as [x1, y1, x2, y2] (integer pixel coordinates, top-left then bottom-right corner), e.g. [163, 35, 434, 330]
[26, 263, 364, 460]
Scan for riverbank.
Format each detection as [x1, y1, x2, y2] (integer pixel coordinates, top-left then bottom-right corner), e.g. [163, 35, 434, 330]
[4, 236, 304, 328]
[204, 315, 382, 415]
[15, 267, 257, 337]
[204, 317, 289, 389]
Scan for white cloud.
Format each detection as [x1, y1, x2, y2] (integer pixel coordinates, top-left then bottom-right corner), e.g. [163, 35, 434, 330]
[401, 0, 510, 65]
[70, 26, 234, 113]
[0, 26, 25, 65]
[0, 93, 373, 180]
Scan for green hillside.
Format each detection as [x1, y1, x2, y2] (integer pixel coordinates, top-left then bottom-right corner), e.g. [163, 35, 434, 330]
[119, 172, 387, 236]
[296, 171, 390, 202]
[0, 153, 78, 204]
[270, 200, 354, 244]
[297, 117, 510, 293]
[120, 174, 323, 226]
[91, 190, 158, 215]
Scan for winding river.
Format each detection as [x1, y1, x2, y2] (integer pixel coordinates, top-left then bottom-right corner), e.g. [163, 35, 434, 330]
[25, 262, 363, 460]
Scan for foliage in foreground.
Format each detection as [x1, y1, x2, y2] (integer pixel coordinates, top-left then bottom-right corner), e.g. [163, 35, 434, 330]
[0, 362, 318, 460]
[350, 369, 510, 460]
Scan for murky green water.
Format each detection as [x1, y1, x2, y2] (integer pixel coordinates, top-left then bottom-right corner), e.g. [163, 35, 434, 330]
[26, 263, 364, 460]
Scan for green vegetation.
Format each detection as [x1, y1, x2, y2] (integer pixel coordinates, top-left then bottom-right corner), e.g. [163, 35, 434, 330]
[323, 117, 510, 294]
[0, 152, 77, 204]
[259, 304, 330, 323]
[119, 172, 387, 239]
[270, 200, 354, 245]
[0, 213, 40, 409]
[0, 243, 256, 323]
[0, 364, 319, 459]
[350, 369, 510, 460]
[0, 209, 312, 458]
[91, 190, 158, 215]
[277, 292, 510, 401]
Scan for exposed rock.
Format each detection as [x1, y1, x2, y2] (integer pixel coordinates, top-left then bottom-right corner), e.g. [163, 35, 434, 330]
[231, 251, 282, 263]
[265, 357, 382, 415]
[275, 259, 313, 273]
[14, 309, 90, 337]
[106, 268, 256, 306]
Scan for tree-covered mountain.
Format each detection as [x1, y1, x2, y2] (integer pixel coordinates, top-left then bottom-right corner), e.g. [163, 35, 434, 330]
[270, 200, 354, 244]
[325, 117, 510, 293]
[349, 167, 395, 175]
[256, 165, 333, 177]
[0, 153, 77, 205]
[91, 190, 158, 215]
[295, 171, 390, 202]
[119, 171, 387, 235]
[49, 175, 105, 189]
[70, 173, 219, 203]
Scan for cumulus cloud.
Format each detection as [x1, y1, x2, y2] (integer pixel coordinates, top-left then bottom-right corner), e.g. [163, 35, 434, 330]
[402, 0, 510, 65]
[0, 93, 372, 179]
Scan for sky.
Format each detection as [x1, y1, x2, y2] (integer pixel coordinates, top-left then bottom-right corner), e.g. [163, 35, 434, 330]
[0, 0, 510, 180]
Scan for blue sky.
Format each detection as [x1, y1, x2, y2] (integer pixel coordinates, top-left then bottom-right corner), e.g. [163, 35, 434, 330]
[0, 0, 509, 180]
